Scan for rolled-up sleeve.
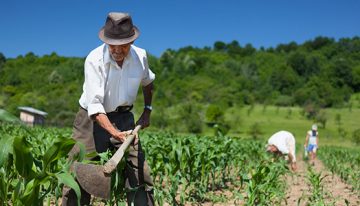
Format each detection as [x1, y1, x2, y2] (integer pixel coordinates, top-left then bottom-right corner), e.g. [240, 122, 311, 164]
[141, 54, 155, 86]
[84, 59, 106, 117]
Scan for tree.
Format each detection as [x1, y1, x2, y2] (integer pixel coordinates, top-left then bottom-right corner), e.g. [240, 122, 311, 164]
[302, 102, 320, 120]
[0, 52, 5, 70]
[315, 110, 327, 128]
[352, 129, 360, 145]
[275, 41, 298, 53]
[287, 52, 321, 79]
[205, 105, 223, 124]
[227, 40, 242, 56]
[248, 122, 263, 140]
[329, 58, 353, 87]
[352, 65, 360, 92]
[214, 41, 227, 52]
[179, 103, 203, 134]
[304, 36, 334, 50]
[269, 65, 299, 95]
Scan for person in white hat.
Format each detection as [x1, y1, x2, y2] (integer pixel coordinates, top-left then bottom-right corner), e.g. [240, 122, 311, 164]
[266, 130, 297, 171]
[304, 124, 319, 165]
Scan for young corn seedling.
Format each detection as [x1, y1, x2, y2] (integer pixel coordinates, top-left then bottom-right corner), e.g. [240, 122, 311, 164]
[306, 166, 335, 206]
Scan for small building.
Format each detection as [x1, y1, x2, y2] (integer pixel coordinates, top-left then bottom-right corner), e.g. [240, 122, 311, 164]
[18, 106, 48, 126]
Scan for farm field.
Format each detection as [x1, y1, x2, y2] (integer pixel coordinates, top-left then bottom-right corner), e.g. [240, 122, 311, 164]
[221, 104, 360, 147]
[0, 123, 359, 205]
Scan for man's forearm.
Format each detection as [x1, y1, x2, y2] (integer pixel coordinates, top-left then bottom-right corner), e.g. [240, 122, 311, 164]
[288, 152, 295, 163]
[304, 136, 309, 146]
[92, 113, 118, 136]
[143, 82, 154, 106]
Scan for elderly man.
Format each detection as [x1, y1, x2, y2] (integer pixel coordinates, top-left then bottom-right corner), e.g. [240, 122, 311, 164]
[62, 12, 155, 205]
[266, 130, 297, 171]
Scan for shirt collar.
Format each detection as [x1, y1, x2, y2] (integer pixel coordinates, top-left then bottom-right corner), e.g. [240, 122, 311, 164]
[103, 44, 133, 69]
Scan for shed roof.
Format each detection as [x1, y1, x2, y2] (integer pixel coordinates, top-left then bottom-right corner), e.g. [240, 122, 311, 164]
[18, 106, 48, 116]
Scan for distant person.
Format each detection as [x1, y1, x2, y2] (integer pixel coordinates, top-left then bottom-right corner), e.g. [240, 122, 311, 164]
[62, 12, 155, 206]
[304, 124, 319, 165]
[266, 130, 297, 171]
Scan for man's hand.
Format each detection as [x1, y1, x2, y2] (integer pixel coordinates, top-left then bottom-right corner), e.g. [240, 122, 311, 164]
[132, 130, 139, 145]
[136, 110, 151, 128]
[291, 162, 297, 171]
[111, 130, 132, 142]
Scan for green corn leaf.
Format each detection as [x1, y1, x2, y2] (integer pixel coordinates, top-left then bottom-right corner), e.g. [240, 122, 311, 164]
[0, 109, 22, 123]
[13, 136, 35, 179]
[12, 181, 22, 204]
[21, 179, 40, 204]
[42, 138, 76, 171]
[0, 133, 15, 167]
[76, 141, 86, 162]
[0, 169, 6, 201]
[56, 172, 81, 205]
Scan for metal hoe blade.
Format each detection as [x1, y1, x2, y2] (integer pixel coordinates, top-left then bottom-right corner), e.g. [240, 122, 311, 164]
[74, 162, 111, 200]
[73, 125, 142, 200]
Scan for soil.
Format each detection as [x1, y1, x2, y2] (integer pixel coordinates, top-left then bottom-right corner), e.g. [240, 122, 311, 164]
[283, 156, 360, 206]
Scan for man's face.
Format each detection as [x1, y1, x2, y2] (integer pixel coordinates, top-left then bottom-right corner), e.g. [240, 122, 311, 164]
[108, 43, 132, 62]
[267, 145, 278, 153]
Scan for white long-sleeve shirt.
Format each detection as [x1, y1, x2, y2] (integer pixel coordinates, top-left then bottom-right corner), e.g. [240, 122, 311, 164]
[79, 44, 155, 117]
[268, 131, 296, 162]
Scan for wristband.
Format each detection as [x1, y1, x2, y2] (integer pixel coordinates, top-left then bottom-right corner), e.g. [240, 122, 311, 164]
[144, 105, 152, 111]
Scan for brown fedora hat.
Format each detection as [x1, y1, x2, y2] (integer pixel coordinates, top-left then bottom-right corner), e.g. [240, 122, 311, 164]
[98, 12, 140, 45]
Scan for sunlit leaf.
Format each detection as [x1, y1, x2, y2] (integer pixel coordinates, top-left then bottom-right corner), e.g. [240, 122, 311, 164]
[56, 172, 81, 205]
[13, 136, 35, 179]
[0, 109, 21, 123]
[42, 138, 76, 171]
[0, 133, 15, 167]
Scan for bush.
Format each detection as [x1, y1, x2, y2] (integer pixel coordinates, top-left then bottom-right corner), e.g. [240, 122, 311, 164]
[274, 95, 293, 107]
[213, 122, 230, 136]
[179, 103, 203, 134]
[302, 103, 320, 119]
[315, 110, 327, 128]
[205, 105, 223, 123]
[352, 129, 360, 145]
[248, 122, 263, 140]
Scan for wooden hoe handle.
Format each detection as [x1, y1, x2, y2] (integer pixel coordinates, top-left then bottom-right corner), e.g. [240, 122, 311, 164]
[103, 125, 142, 174]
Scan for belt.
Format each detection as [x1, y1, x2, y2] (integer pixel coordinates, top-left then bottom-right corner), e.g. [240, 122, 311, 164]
[79, 105, 133, 114]
[110, 105, 133, 113]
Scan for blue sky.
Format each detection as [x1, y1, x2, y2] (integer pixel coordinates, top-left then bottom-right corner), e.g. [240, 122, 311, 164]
[0, 0, 359, 58]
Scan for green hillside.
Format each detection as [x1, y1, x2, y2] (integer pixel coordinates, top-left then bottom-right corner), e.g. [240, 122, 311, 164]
[223, 104, 359, 147]
[0, 36, 360, 147]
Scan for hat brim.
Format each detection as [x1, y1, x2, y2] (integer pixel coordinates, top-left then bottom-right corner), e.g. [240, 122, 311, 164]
[98, 26, 140, 45]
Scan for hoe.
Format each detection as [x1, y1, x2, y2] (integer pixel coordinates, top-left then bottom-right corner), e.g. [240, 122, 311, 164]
[74, 125, 142, 199]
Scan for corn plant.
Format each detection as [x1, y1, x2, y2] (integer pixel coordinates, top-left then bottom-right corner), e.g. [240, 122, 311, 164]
[306, 166, 327, 205]
[242, 159, 287, 205]
[0, 121, 82, 206]
[318, 146, 360, 195]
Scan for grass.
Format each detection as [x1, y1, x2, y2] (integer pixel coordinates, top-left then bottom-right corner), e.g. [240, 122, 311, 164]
[223, 104, 360, 148]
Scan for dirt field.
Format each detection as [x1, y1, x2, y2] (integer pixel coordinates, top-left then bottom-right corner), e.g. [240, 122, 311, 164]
[283, 156, 360, 206]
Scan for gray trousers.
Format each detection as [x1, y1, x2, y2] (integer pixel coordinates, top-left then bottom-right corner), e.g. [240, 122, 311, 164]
[62, 108, 154, 206]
